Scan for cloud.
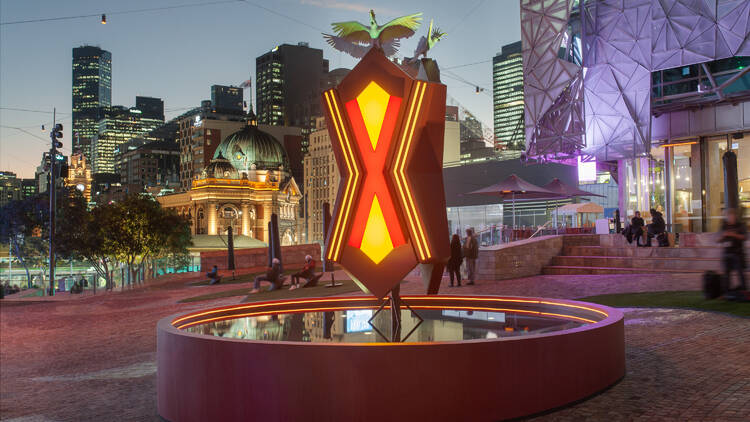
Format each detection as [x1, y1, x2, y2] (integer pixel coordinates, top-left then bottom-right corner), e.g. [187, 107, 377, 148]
[300, 0, 400, 17]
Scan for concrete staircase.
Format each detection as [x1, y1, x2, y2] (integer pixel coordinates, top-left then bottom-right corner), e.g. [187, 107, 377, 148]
[542, 234, 743, 275]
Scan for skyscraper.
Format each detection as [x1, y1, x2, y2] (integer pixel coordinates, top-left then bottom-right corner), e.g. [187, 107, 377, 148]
[492, 41, 524, 152]
[255, 43, 329, 130]
[91, 103, 164, 175]
[211, 85, 244, 114]
[72, 46, 112, 159]
[136, 96, 165, 120]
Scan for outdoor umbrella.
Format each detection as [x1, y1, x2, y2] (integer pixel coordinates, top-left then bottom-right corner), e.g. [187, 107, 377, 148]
[468, 174, 559, 228]
[542, 178, 606, 231]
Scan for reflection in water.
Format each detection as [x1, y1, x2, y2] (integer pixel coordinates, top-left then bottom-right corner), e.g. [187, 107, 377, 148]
[184, 308, 586, 343]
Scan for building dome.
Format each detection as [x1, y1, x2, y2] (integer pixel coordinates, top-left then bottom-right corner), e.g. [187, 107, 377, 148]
[202, 152, 238, 179]
[214, 125, 289, 173]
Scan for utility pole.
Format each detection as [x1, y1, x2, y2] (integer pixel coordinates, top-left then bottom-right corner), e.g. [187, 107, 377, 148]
[48, 111, 63, 296]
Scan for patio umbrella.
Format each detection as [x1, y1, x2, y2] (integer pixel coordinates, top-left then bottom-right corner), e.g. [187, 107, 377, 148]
[542, 178, 606, 198]
[468, 174, 559, 228]
[543, 178, 606, 231]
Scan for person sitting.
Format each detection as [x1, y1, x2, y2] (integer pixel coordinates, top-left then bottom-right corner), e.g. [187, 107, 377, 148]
[251, 258, 282, 293]
[206, 265, 221, 285]
[646, 208, 667, 247]
[290, 255, 316, 290]
[624, 211, 645, 245]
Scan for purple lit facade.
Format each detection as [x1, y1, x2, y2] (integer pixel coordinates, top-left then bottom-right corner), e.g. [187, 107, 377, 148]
[522, 0, 750, 229]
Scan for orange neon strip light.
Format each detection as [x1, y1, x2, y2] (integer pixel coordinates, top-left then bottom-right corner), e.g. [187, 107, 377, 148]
[394, 81, 430, 260]
[392, 82, 424, 259]
[405, 295, 609, 318]
[331, 91, 361, 261]
[172, 296, 379, 325]
[660, 141, 698, 148]
[323, 91, 348, 260]
[324, 91, 361, 261]
[177, 304, 598, 330]
[402, 83, 430, 256]
[174, 296, 608, 329]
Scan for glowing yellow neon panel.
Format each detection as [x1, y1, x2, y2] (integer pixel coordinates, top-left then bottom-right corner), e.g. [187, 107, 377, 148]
[356, 81, 390, 150]
[359, 194, 394, 264]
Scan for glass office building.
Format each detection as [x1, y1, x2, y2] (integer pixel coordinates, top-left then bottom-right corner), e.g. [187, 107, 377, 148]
[492, 41, 524, 152]
[72, 46, 112, 160]
[91, 105, 164, 174]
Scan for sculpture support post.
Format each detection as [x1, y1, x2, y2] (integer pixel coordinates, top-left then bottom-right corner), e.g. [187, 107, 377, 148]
[390, 285, 402, 343]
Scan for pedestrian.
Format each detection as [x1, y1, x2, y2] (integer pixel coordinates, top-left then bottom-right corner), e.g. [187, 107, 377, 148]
[447, 234, 463, 287]
[462, 228, 478, 285]
[720, 208, 746, 291]
[251, 258, 282, 293]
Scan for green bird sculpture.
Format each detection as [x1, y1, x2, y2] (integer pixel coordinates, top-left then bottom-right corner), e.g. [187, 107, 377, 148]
[328, 9, 422, 51]
[408, 19, 446, 63]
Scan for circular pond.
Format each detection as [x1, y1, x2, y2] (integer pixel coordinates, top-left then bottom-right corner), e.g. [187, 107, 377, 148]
[158, 295, 624, 422]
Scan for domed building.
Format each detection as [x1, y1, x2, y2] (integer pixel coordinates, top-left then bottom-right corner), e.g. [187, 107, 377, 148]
[157, 122, 302, 246]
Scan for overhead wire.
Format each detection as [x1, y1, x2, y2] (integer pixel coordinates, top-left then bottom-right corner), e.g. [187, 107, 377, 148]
[0, 0, 244, 26]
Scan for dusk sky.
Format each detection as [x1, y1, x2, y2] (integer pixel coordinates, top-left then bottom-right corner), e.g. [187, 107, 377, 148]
[0, 0, 520, 178]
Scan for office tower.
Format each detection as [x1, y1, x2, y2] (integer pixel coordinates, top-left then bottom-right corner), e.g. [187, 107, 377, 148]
[91, 102, 164, 175]
[115, 139, 180, 195]
[72, 46, 112, 159]
[304, 117, 340, 243]
[492, 41, 524, 151]
[255, 43, 330, 130]
[211, 85, 244, 114]
[0, 171, 22, 206]
[177, 102, 245, 192]
[136, 96, 165, 120]
[21, 179, 37, 198]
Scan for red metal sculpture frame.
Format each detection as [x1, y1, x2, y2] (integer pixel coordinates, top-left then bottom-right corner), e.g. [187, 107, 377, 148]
[322, 49, 449, 299]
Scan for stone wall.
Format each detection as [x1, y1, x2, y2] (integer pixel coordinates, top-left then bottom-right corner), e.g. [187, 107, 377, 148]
[477, 235, 564, 281]
[201, 243, 321, 271]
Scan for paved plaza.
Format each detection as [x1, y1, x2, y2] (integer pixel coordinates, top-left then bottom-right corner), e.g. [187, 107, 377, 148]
[1, 271, 748, 421]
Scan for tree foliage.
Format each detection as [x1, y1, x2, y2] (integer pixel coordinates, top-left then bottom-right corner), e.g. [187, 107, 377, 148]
[1, 191, 192, 290]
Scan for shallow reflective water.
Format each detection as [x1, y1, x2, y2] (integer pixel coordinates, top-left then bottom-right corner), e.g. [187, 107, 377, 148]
[183, 308, 586, 343]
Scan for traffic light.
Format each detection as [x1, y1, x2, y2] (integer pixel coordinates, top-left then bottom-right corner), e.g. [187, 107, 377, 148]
[43, 152, 51, 171]
[51, 123, 63, 149]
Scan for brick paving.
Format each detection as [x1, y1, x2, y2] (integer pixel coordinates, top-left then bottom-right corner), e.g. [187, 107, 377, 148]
[1, 271, 748, 421]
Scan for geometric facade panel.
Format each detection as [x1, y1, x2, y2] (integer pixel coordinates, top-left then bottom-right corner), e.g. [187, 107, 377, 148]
[522, 0, 750, 161]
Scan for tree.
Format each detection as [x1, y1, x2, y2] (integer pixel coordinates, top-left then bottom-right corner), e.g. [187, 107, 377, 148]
[0, 188, 85, 288]
[101, 195, 192, 287]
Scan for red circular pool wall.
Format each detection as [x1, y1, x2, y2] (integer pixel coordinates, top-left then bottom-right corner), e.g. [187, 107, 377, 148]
[157, 296, 624, 422]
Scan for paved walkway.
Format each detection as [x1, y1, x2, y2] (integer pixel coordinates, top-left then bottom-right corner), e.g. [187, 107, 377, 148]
[1, 272, 748, 421]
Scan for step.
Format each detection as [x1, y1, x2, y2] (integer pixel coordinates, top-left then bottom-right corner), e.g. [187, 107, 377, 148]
[541, 265, 706, 275]
[563, 245, 724, 259]
[551, 255, 722, 272]
[561, 234, 600, 247]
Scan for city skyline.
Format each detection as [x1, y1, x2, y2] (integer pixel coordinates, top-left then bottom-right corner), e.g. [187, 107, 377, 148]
[0, 0, 518, 178]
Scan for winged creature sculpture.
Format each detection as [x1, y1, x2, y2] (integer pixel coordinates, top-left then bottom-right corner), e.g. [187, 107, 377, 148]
[408, 19, 446, 63]
[323, 10, 422, 58]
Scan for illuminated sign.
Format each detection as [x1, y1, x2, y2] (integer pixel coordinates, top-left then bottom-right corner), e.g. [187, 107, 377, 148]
[578, 156, 596, 182]
[322, 49, 450, 299]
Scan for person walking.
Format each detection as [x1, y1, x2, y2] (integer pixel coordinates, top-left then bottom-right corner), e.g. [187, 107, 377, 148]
[720, 208, 746, 291]
[463, 228, 478, 285]
[447, 234, 463, 287]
